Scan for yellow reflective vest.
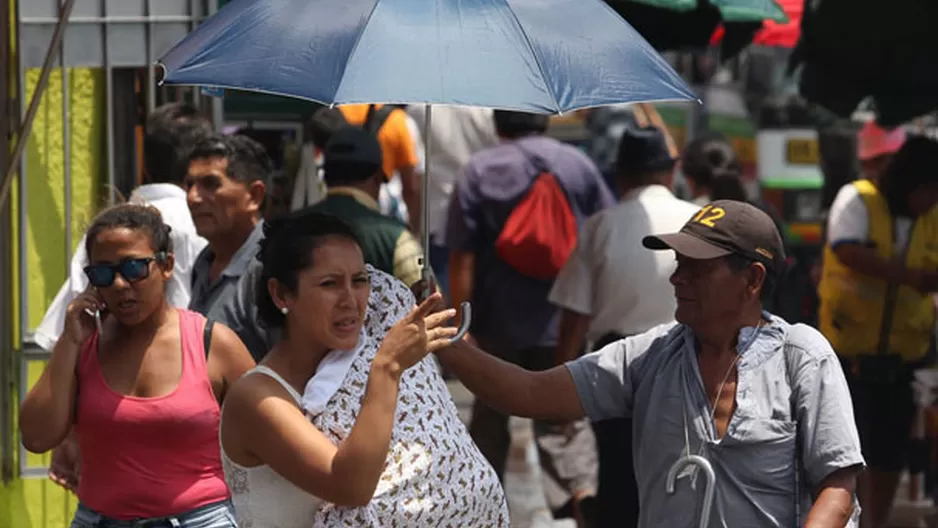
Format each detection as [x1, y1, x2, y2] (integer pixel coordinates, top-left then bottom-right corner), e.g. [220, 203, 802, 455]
[818, 179, 938, 361]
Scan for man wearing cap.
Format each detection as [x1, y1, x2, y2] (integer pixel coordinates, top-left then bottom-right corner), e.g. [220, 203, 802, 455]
[818, 136, 938, 527]
[438, 200, 864, 527]
[307, 125, 424, 288]
[548, 125, 700, 527]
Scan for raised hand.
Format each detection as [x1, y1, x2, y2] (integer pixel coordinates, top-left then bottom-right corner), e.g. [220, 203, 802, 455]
[377, 292, 457, 375]
[62, 288, 105, 347]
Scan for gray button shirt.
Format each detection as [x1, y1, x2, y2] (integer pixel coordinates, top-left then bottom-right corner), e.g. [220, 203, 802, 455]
[566, 315, 864, 527]
[218, 258, 277, 362]
[189, 221, 265, 320]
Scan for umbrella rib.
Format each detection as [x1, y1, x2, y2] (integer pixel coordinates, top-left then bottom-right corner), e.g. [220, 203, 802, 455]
[332, 0, 384, 103]
[501, 4, 561, 114]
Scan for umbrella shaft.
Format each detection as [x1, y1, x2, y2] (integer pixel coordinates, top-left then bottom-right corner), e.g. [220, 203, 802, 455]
[421, 105, 433, 279]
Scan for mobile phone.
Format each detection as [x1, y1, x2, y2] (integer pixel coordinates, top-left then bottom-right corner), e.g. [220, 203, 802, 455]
[90, 287, 105, 334]
[83, 308, 103, 335]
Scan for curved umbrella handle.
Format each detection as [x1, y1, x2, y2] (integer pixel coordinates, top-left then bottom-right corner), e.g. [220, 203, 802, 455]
[665, 454, 716, 528]
[451, 302, 472, 344]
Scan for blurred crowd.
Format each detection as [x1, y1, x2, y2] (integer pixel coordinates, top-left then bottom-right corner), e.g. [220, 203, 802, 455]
[18, 100, 938, 528]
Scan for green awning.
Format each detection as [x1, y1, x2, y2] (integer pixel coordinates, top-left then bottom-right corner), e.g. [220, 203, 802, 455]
[622, 0, 789, 23]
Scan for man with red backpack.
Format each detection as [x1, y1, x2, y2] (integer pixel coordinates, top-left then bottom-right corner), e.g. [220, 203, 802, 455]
[446, 110, 615, 525]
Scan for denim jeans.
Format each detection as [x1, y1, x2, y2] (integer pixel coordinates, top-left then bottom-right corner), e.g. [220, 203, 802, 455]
[70, 500, 236, 528]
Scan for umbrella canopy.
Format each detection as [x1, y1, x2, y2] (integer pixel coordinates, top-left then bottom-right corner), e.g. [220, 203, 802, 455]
[158, 0, 697, 339]
[157, 0, 696, 113]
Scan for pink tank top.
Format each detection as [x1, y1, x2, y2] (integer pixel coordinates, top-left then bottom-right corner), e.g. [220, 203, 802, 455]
[75, 309, 230, 519]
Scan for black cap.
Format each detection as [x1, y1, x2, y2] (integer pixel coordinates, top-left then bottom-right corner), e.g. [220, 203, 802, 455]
[642, 200, 786, 272]
[323, 126, 383, 172]
[616, 125, 675, 175]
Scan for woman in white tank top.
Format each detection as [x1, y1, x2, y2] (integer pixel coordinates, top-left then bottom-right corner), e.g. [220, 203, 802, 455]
[218, 214, 459, 527]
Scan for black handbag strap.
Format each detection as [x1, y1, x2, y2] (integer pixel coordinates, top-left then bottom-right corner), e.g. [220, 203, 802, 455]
[363, 104, 395, 135]
[203, 318, 215, 359]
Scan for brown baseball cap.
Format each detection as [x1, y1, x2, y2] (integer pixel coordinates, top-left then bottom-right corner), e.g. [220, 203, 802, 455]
[642, 200, 786, 272]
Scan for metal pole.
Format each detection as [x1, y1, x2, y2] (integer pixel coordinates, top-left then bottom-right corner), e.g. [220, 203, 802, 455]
[188, 0, 200, 110]
[61, 0, 72, 263]
[421, 104, 432, 274]
[419, 104, 471, 343]
[15, 0, 30, 477]
[20, 15, 199, 24]
[0, 0, 12, 484]
[144, 0, 155, 113]
[103, 0, 115, 205]
[0, 0, 78, 212]
[207, 0, 223, 131]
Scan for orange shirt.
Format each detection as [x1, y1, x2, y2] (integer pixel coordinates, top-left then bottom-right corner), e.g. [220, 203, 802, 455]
[338, 104, 419, 181]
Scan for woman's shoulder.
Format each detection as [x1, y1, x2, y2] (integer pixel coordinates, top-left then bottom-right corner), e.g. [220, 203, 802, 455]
[173, 307, 207, 330]
[221, 369, 306, 450]
[228, 366, 301, 403]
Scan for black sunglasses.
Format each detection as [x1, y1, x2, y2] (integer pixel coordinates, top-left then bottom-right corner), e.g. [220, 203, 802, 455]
[83, 253, 165, 288]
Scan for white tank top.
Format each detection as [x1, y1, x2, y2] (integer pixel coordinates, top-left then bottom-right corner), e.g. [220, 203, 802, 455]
[220, 366, 323, 528]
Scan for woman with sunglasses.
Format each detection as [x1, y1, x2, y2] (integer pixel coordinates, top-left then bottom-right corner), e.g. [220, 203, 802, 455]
[20, 204, 255, 528]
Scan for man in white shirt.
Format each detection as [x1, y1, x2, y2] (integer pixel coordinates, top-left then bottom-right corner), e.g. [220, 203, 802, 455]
[548, 125, 700, 527]
[34, 103, 211, 352]
[407, 105, 498, 298]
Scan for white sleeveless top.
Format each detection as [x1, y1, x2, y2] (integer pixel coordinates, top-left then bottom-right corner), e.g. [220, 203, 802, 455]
[305, 272, 509, 526]
[220, 366, 323, 528]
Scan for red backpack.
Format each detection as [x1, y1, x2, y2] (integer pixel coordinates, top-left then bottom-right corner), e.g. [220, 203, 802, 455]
[495, 153, 578, 281]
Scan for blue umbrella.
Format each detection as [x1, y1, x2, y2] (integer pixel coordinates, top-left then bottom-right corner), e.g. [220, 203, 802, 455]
[159, 0, 695, 112]
[158, 0, 697, 338]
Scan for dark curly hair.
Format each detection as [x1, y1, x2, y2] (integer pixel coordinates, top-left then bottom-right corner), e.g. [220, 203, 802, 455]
[255, 210, 362, 329]
[84, 204, 173, 262]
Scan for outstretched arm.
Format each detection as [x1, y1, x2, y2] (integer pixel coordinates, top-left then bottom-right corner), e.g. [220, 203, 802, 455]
[437, 339, 587, 422]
